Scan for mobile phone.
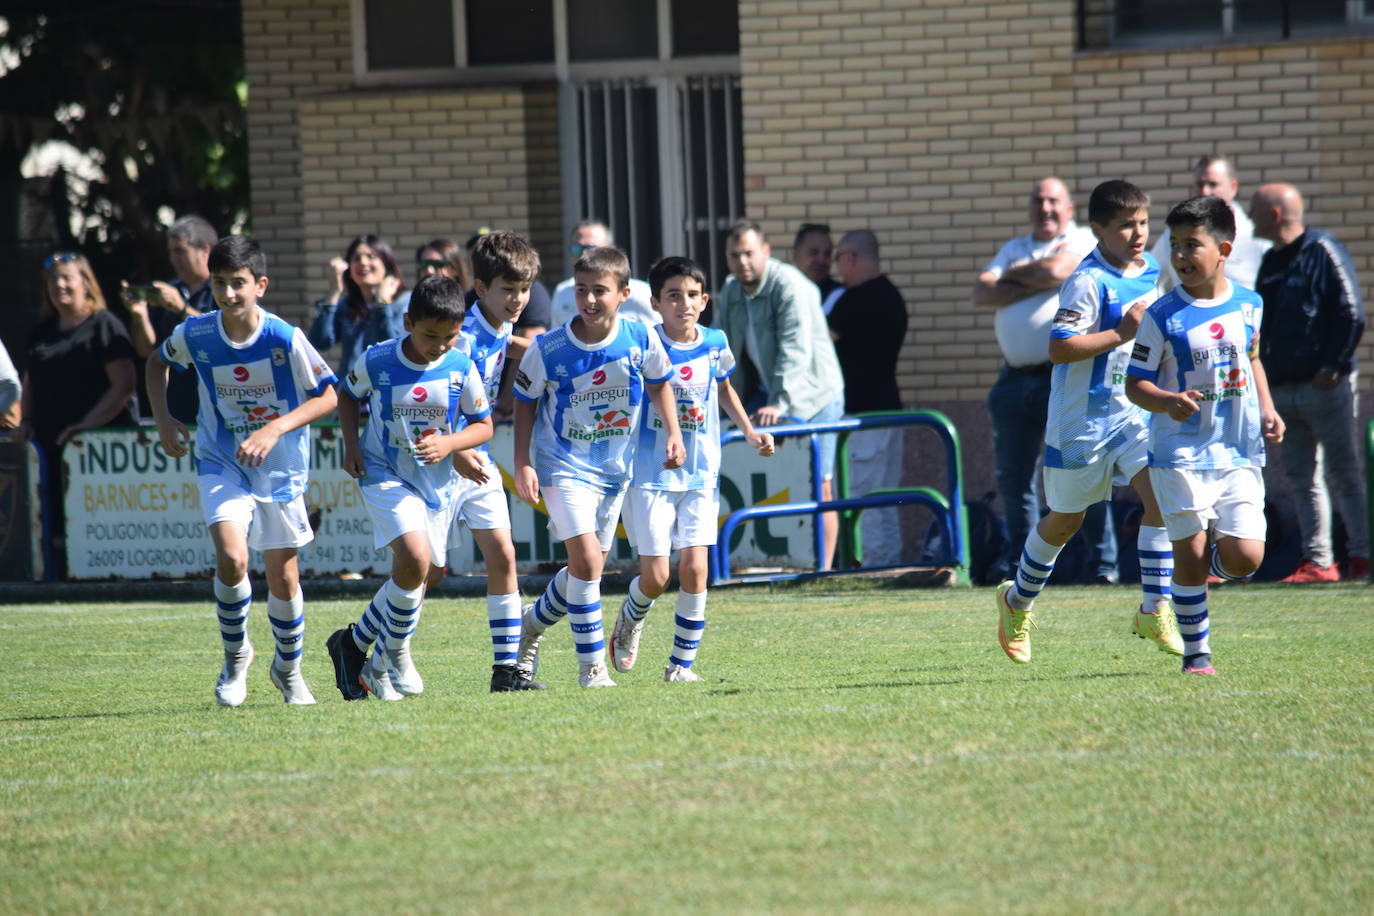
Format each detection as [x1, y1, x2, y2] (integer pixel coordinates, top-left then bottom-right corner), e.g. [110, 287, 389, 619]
[127, 284, 159, 300]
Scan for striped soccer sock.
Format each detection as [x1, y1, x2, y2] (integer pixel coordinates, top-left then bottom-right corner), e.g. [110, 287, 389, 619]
[213, 576, 252, 653]
[623, 575, 655, 622]
[1210, 545, 1248, 581]
[564, 574, 605, 666]
[267, 589, 305, 671]
[352, 583, 389, 653]
[487, 592, 522, 666]
[1138, 525, 1173, 610]
[379, 579, 425, 651]
[527, 568, 570, 635]
[1009, 530, 1062, 611]
[1173, 583, 1211, 661]
[669, 589, 707, 669]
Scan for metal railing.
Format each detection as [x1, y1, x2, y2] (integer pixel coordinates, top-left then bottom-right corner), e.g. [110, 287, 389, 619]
[709, 410, 968, 585]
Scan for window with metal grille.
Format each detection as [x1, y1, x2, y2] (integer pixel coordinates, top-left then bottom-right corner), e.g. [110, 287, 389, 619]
[1077, 0, 1373, 50]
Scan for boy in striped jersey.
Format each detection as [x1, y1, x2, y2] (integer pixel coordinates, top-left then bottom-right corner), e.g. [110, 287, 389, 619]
[451, 230, 546, 692]
[611, 257, 774, 682]
[997, 180, 1182, 664]
[326, 275, 494, 701]
[147, 235, 339, 707]
[1127, 196, 1284, 675]
[512, 246, 685, 687]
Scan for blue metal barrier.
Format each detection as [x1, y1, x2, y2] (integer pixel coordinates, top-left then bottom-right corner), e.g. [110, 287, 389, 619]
[710, 410, 968, 585]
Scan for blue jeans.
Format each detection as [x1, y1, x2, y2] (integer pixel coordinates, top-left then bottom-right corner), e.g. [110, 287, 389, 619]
[987, 363, 1116, 580]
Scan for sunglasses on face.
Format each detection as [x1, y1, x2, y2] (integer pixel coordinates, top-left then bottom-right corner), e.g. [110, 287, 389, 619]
[570, 244, 596, 257]
[44, 252, 79, 269]
[418, 259, 449, 272]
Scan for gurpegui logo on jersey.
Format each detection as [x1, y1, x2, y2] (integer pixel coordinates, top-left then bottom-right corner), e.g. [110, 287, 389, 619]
[213, 360, 287, 435]
[388, 381, 450, 453]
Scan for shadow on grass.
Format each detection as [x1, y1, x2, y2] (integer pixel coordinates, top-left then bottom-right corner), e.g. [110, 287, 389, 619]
[703, 670, 1151, 695]
[4, 709, 158, 723]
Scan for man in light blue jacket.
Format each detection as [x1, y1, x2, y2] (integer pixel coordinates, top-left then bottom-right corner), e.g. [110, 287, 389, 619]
[715, 220, 846, 569]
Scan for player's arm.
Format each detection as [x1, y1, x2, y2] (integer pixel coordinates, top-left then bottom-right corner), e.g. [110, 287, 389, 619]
[647, 379, 685, 469]
[338, 390, 365, 479]
[513, 398, 539, 504]
[416, 416, 493, 465]
[1248, 346, 1285, 443]
[1125, 375, 1201, 422]
[237, 382, 338, 468]
[718, 378, 774, 456]
[146, 349, 189, 456]
[1049, 297, 1150, 364]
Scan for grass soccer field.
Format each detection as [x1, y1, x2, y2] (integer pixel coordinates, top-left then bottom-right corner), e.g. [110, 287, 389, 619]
[3, 581, 1372, 913]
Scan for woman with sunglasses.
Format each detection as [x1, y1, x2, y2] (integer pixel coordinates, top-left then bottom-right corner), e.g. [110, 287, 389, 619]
[307, 234, 409, 374]
[22, 251, 138, 574]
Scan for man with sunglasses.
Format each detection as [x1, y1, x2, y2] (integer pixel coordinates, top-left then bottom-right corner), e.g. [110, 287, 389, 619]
[548, 219, 657, 329]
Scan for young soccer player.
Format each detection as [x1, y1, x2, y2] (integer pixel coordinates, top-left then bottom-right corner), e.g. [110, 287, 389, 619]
[610, 257, 774, 682]
[326, 274, 494, 701]
[1126, 195, 1285, 675]
[997, 179, 1182, 664]
[451, 230, 546, 692]
[147, 235, 339, 707]
[512, 246, 685, 687]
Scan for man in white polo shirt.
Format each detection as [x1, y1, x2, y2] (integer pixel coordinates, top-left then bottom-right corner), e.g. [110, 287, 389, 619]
[1151, 154, 1270, 292]
[973, 177, 1115, 583]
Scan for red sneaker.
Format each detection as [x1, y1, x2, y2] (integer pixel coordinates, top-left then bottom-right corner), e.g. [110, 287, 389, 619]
[1279, 558, 1341, 583]
[1347, 556, 1370, 582]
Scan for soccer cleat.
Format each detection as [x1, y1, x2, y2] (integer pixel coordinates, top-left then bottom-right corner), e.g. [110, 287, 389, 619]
[268, 663, 317, 706]
[214, 643, 255, 707]
[515, 605, 544, 679]
[664, 663, 702, 683]
[1280, 558, 1340, 583]
[1182, 653, 1217, 676]
[1131, 601, 1183, 656]
[609, 599, 646, 672]
[325, 626, 368, 701]
[490, 663, 548, 692]
[380, 638, 423, 696]
[361, 650, 404, 701]
[996, 581, 1034, 664]
[578, 661, 617, 688]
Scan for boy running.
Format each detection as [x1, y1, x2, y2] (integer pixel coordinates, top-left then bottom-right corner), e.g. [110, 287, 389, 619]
[147, 234, 338, 707]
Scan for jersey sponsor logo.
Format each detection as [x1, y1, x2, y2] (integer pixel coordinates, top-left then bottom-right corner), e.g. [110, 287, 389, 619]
[679, 365, 693, 380]
[271, 347, 286, 366]
[565, 408, 632, 442]
[1131, 343, 1150, 362]
[592, 369, 607, 386]
[1187, 312, 1244, 367]
[165, 341, 178, 360]
[516, 369, 532, 390]
[628, 346, 643, 370]
[1054, 307, 1079, 324]
[1208, 322, 1225, 340]
[233, 366, 249, 382]
[412, 386, 429, 403]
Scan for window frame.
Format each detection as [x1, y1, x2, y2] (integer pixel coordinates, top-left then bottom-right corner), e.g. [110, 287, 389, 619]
[1076, 0, 1374, 53]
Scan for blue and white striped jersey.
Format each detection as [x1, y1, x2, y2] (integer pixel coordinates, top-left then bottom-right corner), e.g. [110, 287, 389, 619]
[1046, 248, 1159, 469]
[460, 305, 512, 408]
[1127, 281, 1267, 469]
[632, 325, 735, 491]
[161, 309, 336, 502]
[343, 338, 490, 510]
[513, 317, 672, 494]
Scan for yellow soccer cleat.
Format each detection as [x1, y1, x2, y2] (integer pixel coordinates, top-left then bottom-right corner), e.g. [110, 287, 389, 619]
[996, 581, 1034, 664]
[1131, 600, 1183, 656]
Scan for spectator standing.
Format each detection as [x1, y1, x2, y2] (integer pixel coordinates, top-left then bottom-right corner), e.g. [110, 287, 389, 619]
[716, 219, 846, 569]
[415, 238, 473, 291]
[827, 229, 908, 567]
[21, 252, 137, 576]
[124, 215, 218, 423]
[973, 178, 1117, 583]
[1151, 155, 1270, 292]
[548, 220, 658, 327]
[308, 234, 408, 375]
[791, 223, 843, 313]
[1250, 182, 1368, 582]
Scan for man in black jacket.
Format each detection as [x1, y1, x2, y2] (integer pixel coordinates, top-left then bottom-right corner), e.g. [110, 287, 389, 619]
[1250, 183, 1368, 582]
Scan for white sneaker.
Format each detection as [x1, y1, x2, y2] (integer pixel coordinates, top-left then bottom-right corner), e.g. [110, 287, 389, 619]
[578, 661, 617, 687]
[381, 639, 424, 696]
[214, 643, 254, 707]
[360, 650, 404, 701]
[664, 663, 702, 683]
[516, 605, 544, 679]
[609, 600, 646, 672]
[269, 662, 317, 706]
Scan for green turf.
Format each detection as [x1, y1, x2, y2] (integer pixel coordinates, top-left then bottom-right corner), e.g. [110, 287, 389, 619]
[3, 582, 1372, 913]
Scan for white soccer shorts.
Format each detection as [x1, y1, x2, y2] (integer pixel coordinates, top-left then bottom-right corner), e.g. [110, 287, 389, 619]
[360, 476, 456, 565]
[542, 481, 627, 552]
[1043, 425, 1149, 514]
[449, 461, 512, 532]
[624, 487, 719, 556]
[1149, 465, 1267, 543]
[201, 478, 313, 550]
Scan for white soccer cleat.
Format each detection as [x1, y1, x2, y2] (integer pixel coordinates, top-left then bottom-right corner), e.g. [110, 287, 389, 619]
[360, 650, 404, 701]
[214, 643, 255, 707]
[578, 661, 617, 688]
[664, 663, 702, 683]
[269, 663, 317, 706]
[381, 638, 424, 696]
[609, 600, 646, 672]
[516, 604, 544, 679]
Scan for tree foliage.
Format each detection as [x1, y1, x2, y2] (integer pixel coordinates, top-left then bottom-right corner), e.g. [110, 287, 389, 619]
[0, 0, 247, 284]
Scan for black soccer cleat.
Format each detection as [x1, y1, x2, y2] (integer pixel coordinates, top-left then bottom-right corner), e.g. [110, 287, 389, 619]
[490, 663, 548, 692]
[326, 626, 368, 701]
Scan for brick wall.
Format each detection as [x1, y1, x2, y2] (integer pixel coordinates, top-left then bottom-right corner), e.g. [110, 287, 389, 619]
[737, 0, 1374, 410]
